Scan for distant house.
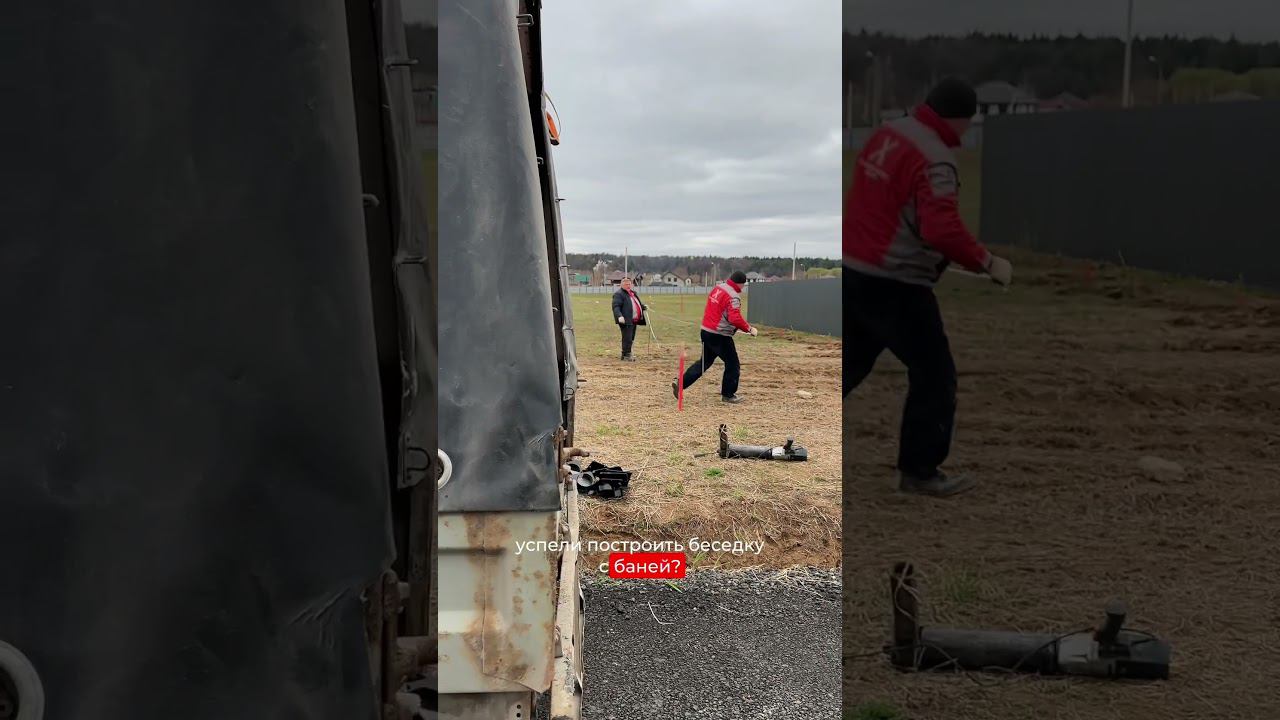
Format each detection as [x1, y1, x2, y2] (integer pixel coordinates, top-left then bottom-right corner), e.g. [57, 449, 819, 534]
[975, 81, 1038, 116]
[745, 271, 765, 284]
[662, 269, 692, 286]
[568, 271, 590, 285]
[639, 273, 659, 286]
[605, 270, 629, 286]
[765, 275, 782, 282]
[1038, 92, 1088, 112]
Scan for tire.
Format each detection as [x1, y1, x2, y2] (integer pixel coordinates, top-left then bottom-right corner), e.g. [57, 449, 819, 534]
[0, 641, 43, 720]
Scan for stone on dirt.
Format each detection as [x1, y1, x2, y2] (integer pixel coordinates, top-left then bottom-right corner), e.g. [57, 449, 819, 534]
[1137, 455, 1185, 481]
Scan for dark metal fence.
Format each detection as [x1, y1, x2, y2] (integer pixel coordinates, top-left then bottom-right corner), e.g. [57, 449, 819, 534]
[745, 278, 841, 337]
[981, 101, 1280, 290]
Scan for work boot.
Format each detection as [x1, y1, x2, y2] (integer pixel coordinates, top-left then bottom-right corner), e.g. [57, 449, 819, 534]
[671, 378, 680, 400]
[898, 471, 975, 497]
[721, 394, 744, 404]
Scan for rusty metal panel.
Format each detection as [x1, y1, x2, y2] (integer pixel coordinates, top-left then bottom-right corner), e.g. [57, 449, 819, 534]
[438, 692, 535, 719]
[437, 512, 561, 694]
[549, 489, 585, 720]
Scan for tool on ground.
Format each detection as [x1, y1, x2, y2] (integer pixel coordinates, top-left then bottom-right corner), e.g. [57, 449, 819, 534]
[887, 562, 1171, 680]
[568, 459, 632, 499]
[643, 309, 660, 348]
[717, 424, 808, 461]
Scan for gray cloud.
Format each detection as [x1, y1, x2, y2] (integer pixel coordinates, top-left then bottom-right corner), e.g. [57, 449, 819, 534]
[844, 0, 1280, 41]
[542, 0, 840, 258]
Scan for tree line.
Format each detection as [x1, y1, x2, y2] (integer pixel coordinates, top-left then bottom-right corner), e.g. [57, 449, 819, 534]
[566, 253, 840, 280]
[845, 31, 1280, 118]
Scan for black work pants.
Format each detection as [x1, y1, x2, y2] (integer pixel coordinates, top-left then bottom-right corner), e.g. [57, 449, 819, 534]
[619, 323, 636, 357]
[681, 330, 740, 398]
[844, 267, 957, 478]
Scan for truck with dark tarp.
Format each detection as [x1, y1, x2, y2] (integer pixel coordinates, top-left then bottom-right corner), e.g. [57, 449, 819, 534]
[437, 0, 584, 718]
[2, 1, 439, 718]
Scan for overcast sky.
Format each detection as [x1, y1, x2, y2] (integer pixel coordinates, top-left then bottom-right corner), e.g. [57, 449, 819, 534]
[844, 0, 1280, 41]
[541, 1, 840, 259]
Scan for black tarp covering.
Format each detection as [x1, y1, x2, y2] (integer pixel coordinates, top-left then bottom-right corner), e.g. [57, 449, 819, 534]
[438, 0, 563, 513]
[521, 0, 579, 434]
[542, 139, 581, 411]
[0, 3, 392, 718]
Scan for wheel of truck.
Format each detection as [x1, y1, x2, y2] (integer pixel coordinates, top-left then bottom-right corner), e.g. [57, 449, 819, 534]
[0, 641, 44, 720]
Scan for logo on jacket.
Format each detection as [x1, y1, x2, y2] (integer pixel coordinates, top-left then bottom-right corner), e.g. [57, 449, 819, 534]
[858, 136, 898, 181]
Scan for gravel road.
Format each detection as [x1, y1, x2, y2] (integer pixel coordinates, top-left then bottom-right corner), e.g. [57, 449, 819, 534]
[580, 568, 840, 720]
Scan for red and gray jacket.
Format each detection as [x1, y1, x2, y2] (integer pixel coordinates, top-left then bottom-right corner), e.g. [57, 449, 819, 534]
[843, 104, 991, 286]
[700, 280, 752, 336]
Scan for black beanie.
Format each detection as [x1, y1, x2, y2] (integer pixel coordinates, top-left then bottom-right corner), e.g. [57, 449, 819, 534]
[925, 77, 977, 119]
[729, 271, 747, 284]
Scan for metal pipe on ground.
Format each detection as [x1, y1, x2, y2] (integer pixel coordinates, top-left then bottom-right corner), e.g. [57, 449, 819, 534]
[888, 563, 1172, 680]
[717, 425, 808, 461]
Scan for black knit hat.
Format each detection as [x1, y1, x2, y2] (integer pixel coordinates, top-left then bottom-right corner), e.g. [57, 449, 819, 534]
[925, 77, 977, 119]
[729, 271, 747, 284]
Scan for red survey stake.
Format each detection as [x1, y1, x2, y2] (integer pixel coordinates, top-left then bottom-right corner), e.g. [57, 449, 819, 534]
[677, 347, 686, 411]
[609, 552, 687, 579]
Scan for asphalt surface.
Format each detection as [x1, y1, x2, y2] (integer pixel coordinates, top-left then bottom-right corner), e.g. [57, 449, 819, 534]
[580, 568, 841, 720]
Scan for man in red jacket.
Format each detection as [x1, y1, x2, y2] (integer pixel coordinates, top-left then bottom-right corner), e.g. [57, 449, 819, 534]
[844, 78, 1013, 497]
[673, 271, 757, 404]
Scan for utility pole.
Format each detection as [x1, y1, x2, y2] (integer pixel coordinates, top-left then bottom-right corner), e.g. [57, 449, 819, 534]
[1148, 55, 1164, 105]
[866, 51, 881, 127]
[791, 242, 797, 280]
[623, 246, 628, 275]
[844, 80, 854, 130]
[1122, 0, 1135, 108]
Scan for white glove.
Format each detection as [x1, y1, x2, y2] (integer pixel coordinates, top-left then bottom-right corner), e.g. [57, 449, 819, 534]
[617, 316, 626, 324]
[748, 327, 759, 337]
[985, 255, 1013, 286]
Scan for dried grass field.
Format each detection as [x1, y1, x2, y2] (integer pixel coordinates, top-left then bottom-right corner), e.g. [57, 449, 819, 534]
[844, 248, 1280, 720]
[568, 291, 842, 573]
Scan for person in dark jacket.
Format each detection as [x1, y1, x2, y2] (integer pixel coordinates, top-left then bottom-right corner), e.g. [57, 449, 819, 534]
[671, 271, 757, 404]
[611, 277, 647, 361]
[844, 77, 1013, 498]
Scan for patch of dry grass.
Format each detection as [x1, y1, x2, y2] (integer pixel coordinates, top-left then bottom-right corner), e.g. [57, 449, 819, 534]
[570, 292, 842, 571]
[845, 249, 1280, 719]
